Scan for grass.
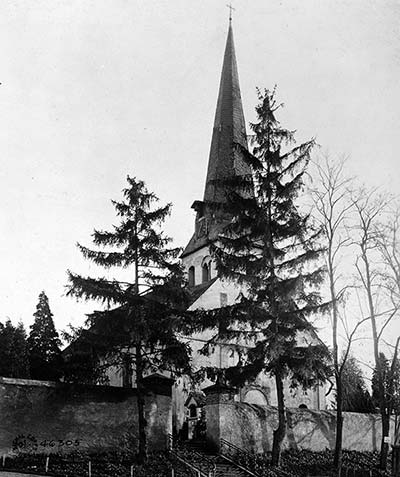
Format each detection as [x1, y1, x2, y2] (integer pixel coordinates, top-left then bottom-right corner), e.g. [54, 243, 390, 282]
[1, 448, 393, 477]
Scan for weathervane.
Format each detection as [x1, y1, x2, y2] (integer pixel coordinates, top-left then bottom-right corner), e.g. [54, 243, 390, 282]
[226, 3, 235, 23]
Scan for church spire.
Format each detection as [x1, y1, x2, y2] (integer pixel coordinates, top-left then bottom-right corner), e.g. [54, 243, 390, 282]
[182, 22, 250, 258]
[203, 21, 250, 204]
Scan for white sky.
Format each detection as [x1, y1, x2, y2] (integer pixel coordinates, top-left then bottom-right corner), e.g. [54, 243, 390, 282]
[1, 0, 399, 348]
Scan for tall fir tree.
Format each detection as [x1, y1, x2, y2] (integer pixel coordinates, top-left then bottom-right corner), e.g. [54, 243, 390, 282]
[0, 320, 30, 378]
[28, 291, 62, 381]
[340, 354, 374, 413]
[62, 325, 108, 385]
[372, 352, 400, 414]
[66, 176, 191, 463]
[196, 88, 331, 466]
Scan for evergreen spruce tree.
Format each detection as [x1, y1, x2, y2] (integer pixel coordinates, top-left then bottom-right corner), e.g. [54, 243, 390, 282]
[372, 352, 400, 414]
[62, 325, 108, 385]
[28, 292, 62, 381]
[0, 320, 30, 378]
[340, 355, 374, 413]
[197, 88, 331, 466]
[66, 176, 191, 463]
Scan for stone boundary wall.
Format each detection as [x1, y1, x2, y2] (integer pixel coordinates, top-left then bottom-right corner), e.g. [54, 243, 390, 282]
[207, 401, 395, 453]
[0, 376, 172, 456]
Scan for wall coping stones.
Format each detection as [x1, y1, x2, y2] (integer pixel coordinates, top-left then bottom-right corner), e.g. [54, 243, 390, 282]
[203, 383, 237, 404]
[0, 374, 174, 398]
[0, 377, 58, 388]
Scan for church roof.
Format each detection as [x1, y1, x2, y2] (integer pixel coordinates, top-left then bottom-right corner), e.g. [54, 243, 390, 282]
[203, 22, 250, 204]
[182, 23, 250, 259]
[184, 391, 206, 408]
[186, 277, 218, 307]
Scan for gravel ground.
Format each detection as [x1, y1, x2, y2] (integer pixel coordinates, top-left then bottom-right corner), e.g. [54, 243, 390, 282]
[0, 473, 47, 477]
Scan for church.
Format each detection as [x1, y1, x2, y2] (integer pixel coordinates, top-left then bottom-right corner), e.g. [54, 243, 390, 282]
[60, 16, 329, 442]
[172, 19, 327, 433]
[82, 17, 329, 435]
[90, 19, 329, 433]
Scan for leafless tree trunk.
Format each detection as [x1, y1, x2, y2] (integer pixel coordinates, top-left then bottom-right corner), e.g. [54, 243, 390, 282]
[376, 205, 400, 454]
[352, 190, 395, 470]
[311, 156, 354, 476]
[136, 342, 147, 463]
[272, 371, 286, 466]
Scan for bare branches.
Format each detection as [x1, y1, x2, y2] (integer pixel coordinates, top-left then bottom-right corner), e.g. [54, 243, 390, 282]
[350, 188, 399, 469]
[339, 314, 371, 376]
[351, 191, 399, 344]
[310, 156, 400, 471]
[375, 204, 400, 315]
[310, 155, 356, 358]
[311, 156, 353, 240]
[310, 154, 356, 473]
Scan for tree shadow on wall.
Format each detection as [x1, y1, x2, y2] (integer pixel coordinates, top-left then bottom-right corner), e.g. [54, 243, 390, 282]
[285, 409, 336, 451]
[239, 403, 271, 453]
[285, 410, 298, 451]
[342, 412, 379, 451]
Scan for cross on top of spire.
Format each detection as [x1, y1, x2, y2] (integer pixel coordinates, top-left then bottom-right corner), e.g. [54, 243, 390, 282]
[226, 3, 235, 23]
[181, 6, 250, 258]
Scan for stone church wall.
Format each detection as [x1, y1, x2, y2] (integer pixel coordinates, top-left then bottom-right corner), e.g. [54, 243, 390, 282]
[207, 400, 395, 453]
[0, 376, 172, 456]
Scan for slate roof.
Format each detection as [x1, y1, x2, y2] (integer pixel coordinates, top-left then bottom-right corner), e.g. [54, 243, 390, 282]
[184, 390, 206, 407]
[203, 23, 250, 204]
[186, 277, 218, 307]
[181, 23, 251, 259]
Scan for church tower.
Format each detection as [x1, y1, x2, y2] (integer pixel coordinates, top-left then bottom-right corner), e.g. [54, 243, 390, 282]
[175, 20, 326, 420]
[181, 21, 251, 300]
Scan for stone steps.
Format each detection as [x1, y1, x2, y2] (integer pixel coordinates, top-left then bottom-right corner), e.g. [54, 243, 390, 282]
[174, 440, 251, 477]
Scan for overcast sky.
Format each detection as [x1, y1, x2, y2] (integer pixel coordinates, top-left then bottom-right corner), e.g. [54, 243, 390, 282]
[1, 0, 399, 343]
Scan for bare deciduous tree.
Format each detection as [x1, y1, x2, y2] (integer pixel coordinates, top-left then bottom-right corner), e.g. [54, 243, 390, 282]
[376, 205, 400, 313]
[376, 205, 400, 452]
[352, 190, 398, 470]
[312, 156, 356, 476]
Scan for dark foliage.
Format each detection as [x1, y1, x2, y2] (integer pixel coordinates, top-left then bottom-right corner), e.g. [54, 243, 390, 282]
[28, 291, 63, 381]
[65, 176, 191, 462]
[62, 326, 109, 385]
[372, 352, 400, 414]
[65, 176, 191, 381]
[3, 449, 391, 477]
[195, 88, 331, 465]
[275, 449, 391, 476]
[340, 354, 375, 413]
[0, 320, 30, 378]
[3, 450, 173, 477]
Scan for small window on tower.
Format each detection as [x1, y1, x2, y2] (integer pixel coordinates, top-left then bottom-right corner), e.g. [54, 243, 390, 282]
[188, 266, 195, 287]
[202, 263, 210, 283]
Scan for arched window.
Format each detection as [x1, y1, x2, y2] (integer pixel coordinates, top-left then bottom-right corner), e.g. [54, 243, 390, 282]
[188, 266, 195, 287]
[189, 404, 197, 418]
[201, 256, 212, 283]
[202, 263, 210, 283]
[243, 389, 268, 406]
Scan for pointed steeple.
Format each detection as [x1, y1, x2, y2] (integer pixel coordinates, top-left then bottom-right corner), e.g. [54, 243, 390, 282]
[182, 22, 250, 258]
[203, 23, 250, 204]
